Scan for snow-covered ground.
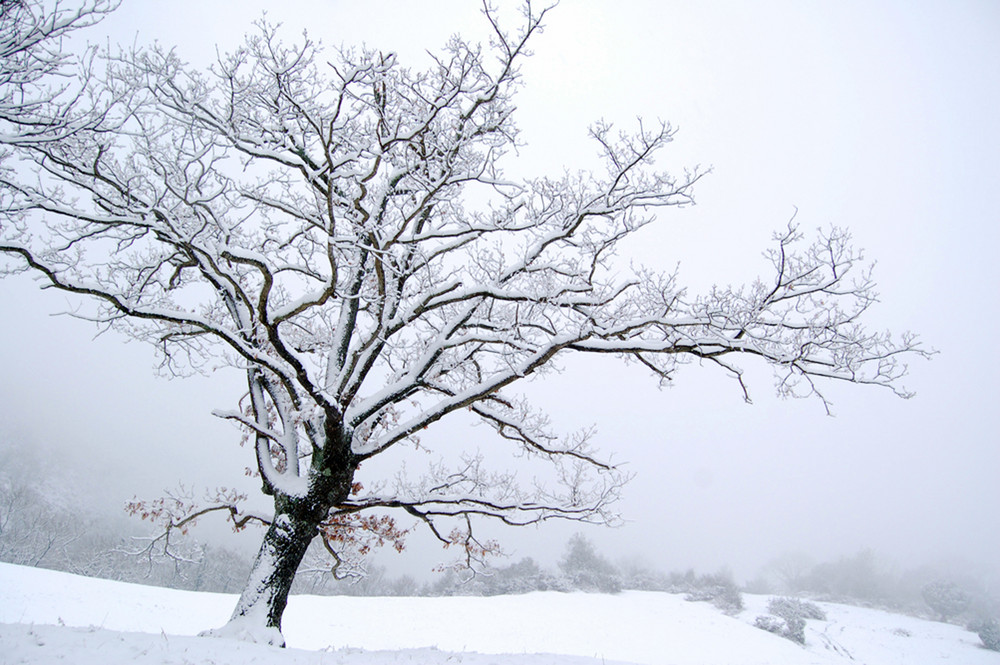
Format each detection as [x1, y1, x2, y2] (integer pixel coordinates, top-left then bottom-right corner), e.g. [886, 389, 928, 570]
[1, 562, 996, 664]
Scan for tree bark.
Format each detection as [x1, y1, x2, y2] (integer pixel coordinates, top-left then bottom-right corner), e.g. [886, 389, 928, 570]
[206, 508, 318, 646]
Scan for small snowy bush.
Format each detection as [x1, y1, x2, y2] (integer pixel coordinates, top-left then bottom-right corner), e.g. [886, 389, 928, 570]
[754, 612, 805, 645]
[972, 618, 1000, 651]
[922, 580, 971, 622]
[754, 615, 785, 635]
[682, 572, 744, 614]
[754, 596, 826, 645]
[768, 596, 827, 621]
[754, 614, 804, 644]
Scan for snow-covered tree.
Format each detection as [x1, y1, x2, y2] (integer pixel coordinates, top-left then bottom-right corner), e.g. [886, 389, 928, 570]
[0, 2, 926, 645]
[922, 580, 971, 622]
[759, 551, 817, 594]
[0, 467, 79, 568]
[558, 533, 621, 592]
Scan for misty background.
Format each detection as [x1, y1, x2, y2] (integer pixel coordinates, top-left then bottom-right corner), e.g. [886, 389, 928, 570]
[1, 0, 997, 589]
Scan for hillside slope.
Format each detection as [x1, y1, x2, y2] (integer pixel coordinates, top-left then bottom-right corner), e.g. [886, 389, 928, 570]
[1, 563, 995, 664]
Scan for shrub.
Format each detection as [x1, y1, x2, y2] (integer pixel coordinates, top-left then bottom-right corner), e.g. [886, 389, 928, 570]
[754, 615, 786, 635]
[922, 580, 971, 622]
[683, 571, 744, 614]
[972, 618, 1000, 651]
[754, 613, 805, 645]
[768, 596, 827, 621]
[754, 596, 827, 645]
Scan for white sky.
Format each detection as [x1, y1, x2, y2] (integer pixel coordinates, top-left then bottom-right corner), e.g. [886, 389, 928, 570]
[1, 0, 998, 580]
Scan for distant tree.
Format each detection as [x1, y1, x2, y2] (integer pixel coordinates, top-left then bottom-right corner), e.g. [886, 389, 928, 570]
[559, 533, 621, 592]
[0, 1, 926, 645]
[185, 545, 253, 593]
[617, 556, 668, 592]
[0, 437, 252, 591]
[804, 549, 897, 604]
[759, 552, 816, 594]
[0, 473, 78, 567]
[490, 556, 559, 594]
[383, 573, 419, 597]
[423, 554, 572, 597]
[922, 580, 971, 622]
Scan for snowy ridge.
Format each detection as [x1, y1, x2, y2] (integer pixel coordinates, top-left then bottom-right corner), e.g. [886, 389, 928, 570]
[1, 563, 996, 664]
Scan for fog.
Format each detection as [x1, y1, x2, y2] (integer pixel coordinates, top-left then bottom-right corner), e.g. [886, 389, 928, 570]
[1, 1, 997, 583]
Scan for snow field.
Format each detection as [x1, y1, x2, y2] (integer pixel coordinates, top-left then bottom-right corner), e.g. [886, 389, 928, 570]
[2, 563, 997, 664]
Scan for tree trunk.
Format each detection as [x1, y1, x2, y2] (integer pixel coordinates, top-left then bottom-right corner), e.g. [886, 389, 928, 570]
[203, 417, 355, 646]
[202, 508, 318, 646]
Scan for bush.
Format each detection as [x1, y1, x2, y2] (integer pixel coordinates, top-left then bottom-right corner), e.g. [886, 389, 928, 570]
[682, 571, 744, 614]
[754, 614, 805, 645]
[922, 580, 971, 622]
[754, 596, 827, 645]
[971, 618, 1000, 651]
[768, 596, 827, 621]
[754, 615, 786, 635]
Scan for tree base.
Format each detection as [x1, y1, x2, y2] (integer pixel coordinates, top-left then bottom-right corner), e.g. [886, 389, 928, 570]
[199, 616, 285, 648]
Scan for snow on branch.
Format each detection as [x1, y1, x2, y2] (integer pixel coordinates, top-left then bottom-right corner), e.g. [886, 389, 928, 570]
[1, 0, 926, 597]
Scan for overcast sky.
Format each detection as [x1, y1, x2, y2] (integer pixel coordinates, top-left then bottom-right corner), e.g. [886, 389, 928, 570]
[1, 0, 998, 581]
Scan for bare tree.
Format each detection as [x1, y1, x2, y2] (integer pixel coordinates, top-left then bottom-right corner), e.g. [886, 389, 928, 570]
[0, 473, 79, 567]
[0, 2, 925, 645]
